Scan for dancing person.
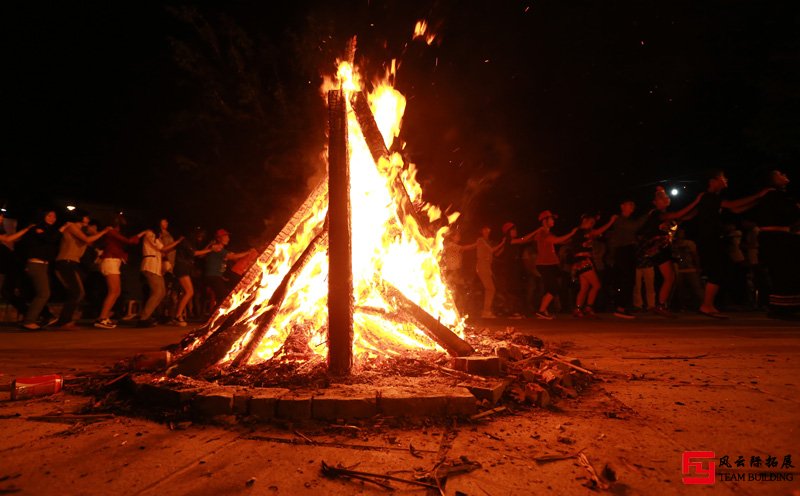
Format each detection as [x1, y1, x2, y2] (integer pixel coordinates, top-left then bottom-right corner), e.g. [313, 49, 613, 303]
[754, 170, 800, 317]
[171, 234, 215, 326]
[691, 171, 770, 318]
[203, 229, 252, 307]
[137, 226, 184, 327]
[94, 215, 145, 329]
[494, 222, 537, 317]
[533, 210, 577, 319]
[569, 213, 618, 318]
[636, 187, 703, 317]
[0, 216, 35, 319]
[21, 210, 61, 330]
[606, 200, 646, 319]
[53, 213, 109, 328]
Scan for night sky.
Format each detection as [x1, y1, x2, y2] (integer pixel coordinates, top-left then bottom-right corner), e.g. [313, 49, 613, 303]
[3, 0, 798, 242]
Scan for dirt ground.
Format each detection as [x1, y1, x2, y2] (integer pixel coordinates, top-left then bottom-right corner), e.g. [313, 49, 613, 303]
[0, 313, 798, 495]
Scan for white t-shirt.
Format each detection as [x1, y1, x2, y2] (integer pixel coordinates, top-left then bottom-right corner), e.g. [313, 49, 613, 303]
[141, 231, 163, 275]
[476, 238, 493, 272]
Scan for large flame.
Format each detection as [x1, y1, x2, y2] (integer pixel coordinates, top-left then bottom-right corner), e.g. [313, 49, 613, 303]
[215, 58, 462, 368]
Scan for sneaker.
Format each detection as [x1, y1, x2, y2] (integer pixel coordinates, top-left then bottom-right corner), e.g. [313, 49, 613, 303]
[22, 322, 41, 330]
[94, 318, 117, 329]
[572, 308, 584, 318]
[613, 310, 636, 320]
[535, 311, 555, 320]
[54, 321, 78, 330]
[41, 315, 59, 327]
[582, 306, 598, 319]
[653, 305, 675, 318]
[169, 318, 187, 327]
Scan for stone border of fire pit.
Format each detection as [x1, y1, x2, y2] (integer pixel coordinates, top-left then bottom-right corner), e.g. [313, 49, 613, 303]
[131, 374, 481, 421]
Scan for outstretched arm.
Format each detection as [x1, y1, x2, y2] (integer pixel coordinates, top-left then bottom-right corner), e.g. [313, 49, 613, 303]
[551, 227, 578, 244]
[226, 248, 256, 261]
[663, 192, 705, 221]
[591, 215, 618, 237]
[161, 236, 185, 253]
[513, 227, 543, 245]
[0, 224, 35, 243]
[722, 188, 772, 213]
[491, 238, 506, 254]
[66, 223, 110, 244]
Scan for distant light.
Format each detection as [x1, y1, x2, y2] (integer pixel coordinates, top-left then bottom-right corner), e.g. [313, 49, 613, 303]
[66, 205, 76, 211]
[670, 188, 679, 197]
[0, 208, 6, 212]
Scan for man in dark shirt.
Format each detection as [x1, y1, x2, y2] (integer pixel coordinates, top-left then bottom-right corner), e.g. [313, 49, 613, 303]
[692, 171, 770, 318]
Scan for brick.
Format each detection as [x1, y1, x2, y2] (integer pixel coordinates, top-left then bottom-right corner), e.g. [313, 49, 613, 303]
[136, 382, 200, 408]
[451, 356, 501, 376]
[312, 386, 377, 420]
[463, 379, 513, 405]
[233, 390, 251, 415]
[276, 392, 313, 419]
[249, 388, 289, 420]
[447, 387, 478, 416]
[192, 389, 234, 417]
[379, 387, 448, 417]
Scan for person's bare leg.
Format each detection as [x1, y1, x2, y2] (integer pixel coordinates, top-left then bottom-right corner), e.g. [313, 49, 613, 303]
[539, 292, 553, 313]
[586, 271, 601, 307]
[658, 261, 675, 306]
[700, 282, 720, 314]
[576, 275, 590, 308]
[99, 274, 121, 320]
[175, 276, 194, 320]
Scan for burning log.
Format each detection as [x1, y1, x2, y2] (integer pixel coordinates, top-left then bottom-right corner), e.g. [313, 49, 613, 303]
[230, 229, 330, 369]
[350, 91, 431, 235]
[169, 228, 329, 376]
[384, 283, 474, 357]
[328, 89, 354, 376]
[174, 179, 329, 351]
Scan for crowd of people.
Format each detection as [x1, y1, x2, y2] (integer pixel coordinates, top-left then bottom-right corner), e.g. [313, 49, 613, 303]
[0, 212, 257, 330]
[0, 169, 796, 330]
[444, 169, 799, 320]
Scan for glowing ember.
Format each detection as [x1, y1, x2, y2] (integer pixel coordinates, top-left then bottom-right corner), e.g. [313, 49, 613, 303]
[202, 50, 462, 370]
[413, 20, 436, 45]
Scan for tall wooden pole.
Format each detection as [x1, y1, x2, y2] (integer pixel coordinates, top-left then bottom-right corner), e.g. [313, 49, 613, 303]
[327, 89, 353, 376]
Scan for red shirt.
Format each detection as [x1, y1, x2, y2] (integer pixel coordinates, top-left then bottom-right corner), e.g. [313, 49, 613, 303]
[101, 229, 139, 262]
[535, 231, 559, 266]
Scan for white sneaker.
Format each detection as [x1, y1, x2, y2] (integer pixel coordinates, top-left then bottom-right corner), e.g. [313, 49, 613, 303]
[94, 318, 117, 329]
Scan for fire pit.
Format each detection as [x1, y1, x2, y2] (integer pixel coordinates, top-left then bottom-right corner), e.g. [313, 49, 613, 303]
[117, 50, 591, 422]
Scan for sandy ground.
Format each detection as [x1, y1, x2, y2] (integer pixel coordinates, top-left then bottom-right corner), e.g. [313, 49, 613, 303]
[0, 313, 798, 495]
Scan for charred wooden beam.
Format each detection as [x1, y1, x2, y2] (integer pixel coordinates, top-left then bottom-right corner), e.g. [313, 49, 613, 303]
[169, 228, 328, 377]
[327, 89, 354, 376]
[176, 180, 329, 351]
[211, 180, 329, 320]
[230, 229, 329, 369]
[384, 283, 474, 357]
[349, 91, 431, 235]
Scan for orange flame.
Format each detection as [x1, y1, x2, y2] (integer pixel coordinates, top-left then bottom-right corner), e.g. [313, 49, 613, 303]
[214, 56, 462, 368]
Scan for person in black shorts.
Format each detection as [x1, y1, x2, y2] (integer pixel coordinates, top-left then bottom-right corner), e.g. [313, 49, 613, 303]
[690, 171, 771, 318]
[171, 235, 214, 326]
[533, 210, 577, 319]
[569, 213, 618, 318]
[636, 187, 704, 317]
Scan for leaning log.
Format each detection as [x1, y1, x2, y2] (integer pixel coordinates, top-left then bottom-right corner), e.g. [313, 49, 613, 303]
[229, 228, 330, 369]
[176, 179, 329, 351]
[384, 283, 474, 357]
[169, 228, 328, 376]
[327, 89, 354, 376]
[349, 91, 431, 236]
